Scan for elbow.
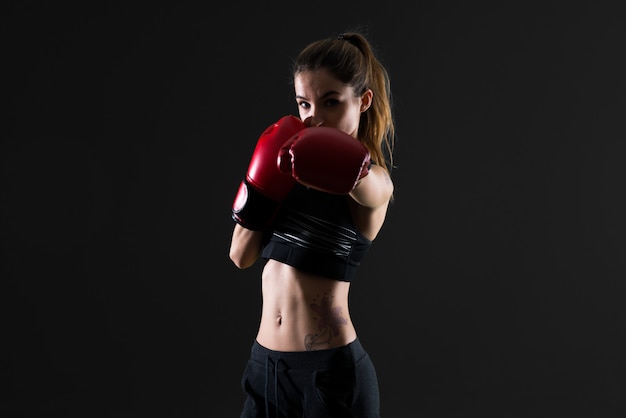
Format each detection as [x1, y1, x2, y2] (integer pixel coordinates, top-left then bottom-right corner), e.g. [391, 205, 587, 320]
[229, 248, 246, 269]
[229, 257, 249, 270]
[229, 247, 257, 270]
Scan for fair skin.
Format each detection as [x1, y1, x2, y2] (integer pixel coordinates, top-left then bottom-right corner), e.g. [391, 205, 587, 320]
[229, 68, 394, 351]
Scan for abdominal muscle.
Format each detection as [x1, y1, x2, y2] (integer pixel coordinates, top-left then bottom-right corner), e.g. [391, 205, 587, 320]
[256, 259, 357, 352]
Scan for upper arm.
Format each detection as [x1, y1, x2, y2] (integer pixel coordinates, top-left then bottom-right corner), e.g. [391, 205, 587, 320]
[348, 165, 394, 240]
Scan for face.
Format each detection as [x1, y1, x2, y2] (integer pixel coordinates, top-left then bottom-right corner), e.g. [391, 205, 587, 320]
[294, 68, 372, 138]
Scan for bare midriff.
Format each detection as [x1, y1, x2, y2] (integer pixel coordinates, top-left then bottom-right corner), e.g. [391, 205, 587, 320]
[256, 259, 357, 352]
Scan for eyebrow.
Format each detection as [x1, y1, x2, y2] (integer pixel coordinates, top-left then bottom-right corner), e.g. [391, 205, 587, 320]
[295, 90, 341, 100]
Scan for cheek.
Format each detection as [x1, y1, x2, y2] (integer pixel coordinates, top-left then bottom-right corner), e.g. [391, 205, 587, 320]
[343, 108, 362, 127]
[335, 117, 359, 137]
[297, 107, 312, 121]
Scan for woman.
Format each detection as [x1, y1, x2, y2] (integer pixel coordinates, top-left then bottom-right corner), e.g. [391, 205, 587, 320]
[229, 31, 395, 418]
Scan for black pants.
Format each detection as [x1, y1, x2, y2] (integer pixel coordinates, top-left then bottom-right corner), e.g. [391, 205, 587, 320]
[240, 339, 380, 418]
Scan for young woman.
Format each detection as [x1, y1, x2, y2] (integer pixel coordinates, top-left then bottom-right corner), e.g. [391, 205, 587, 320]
[229, 31, 396, 418]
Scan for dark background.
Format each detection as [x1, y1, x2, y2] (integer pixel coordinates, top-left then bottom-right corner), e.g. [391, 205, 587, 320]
[3, 1, 626, 417]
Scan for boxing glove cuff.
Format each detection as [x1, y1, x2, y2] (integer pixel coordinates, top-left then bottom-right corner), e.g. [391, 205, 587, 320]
[231, 179, 282, 231]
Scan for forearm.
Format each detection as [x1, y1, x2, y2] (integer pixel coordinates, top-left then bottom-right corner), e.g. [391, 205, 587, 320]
[229, 224, 264, 269]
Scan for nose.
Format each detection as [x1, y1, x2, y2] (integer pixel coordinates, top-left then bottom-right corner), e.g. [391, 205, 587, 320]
[303, 115, 324, 127]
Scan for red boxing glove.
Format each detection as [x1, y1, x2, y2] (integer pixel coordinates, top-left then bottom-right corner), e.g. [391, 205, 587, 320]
[277, 127, 371, 195]
[232, 115, 306, 230]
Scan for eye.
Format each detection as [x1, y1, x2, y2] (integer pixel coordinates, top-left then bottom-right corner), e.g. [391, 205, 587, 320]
[298, 101, 311, 109]
[324, 99, 340, 107]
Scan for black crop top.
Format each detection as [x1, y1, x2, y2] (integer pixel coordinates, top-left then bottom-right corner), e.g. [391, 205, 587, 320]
[261, 184, 372, 282]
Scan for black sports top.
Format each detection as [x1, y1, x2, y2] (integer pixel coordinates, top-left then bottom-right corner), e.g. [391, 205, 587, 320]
[261, 184, 372, 282]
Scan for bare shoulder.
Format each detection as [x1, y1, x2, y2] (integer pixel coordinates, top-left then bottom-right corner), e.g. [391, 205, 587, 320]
[350, 164, 394, 210]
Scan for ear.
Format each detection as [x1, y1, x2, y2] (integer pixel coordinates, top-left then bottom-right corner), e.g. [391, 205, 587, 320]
[360, 89, 373, 112]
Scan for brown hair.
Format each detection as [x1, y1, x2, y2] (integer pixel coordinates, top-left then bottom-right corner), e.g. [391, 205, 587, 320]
[292, 32, 395, 174]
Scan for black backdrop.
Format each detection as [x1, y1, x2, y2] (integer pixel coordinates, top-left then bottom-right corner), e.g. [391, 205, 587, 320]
[3, 1, 626, 417]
